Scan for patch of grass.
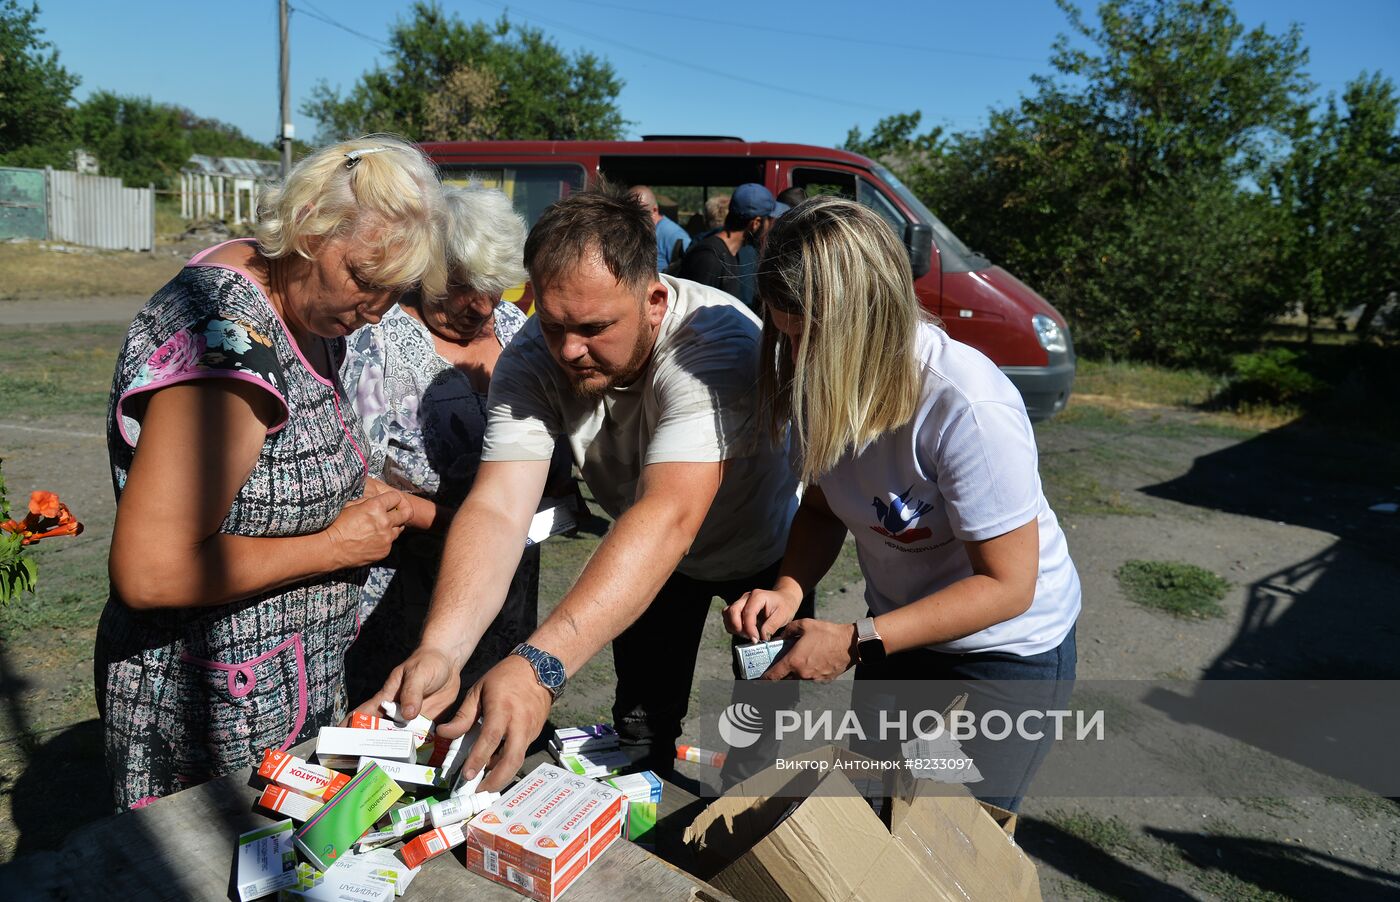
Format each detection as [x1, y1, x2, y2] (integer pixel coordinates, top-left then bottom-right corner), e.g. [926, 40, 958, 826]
[1045, 809, 1182, 875]
[0, 323, 126, 418]
[1116, 560, 1228, 620]
[1074, 358, 1219, 407]
[1326, 794, 1400, 819]
[0, 242, 183, 300]
[1191, 868, 1292, 902]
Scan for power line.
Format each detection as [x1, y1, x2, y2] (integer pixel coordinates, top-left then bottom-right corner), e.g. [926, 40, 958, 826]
[292, 2, 390, 49]
[468, 0, 893, 114]
[553, 0, 1042, 65]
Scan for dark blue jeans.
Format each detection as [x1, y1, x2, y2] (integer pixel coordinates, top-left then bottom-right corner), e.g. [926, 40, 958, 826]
[853, 624, 1077, 812]
[611, 558, 816, 777]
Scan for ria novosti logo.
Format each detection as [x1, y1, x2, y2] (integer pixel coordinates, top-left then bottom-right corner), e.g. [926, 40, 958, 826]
[717, 703, 764, 748]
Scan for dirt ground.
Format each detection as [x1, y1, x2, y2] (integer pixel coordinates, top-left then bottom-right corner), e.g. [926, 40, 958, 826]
[1, 293, 1397, 899]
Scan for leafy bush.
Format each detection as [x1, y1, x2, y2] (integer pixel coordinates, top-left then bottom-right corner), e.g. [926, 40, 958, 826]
[1116, 560, 1229, 619]
[1225, 348, 1323, 404]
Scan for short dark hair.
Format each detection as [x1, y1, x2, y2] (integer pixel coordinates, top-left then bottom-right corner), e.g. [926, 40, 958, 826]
[724, 208, 756, 232]
[524, 182, 656, 291]
[777, 186, 807, 207]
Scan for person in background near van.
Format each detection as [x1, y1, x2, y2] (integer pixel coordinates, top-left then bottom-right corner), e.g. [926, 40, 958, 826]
[704, 194, 730, 232]
[362, 185, 806, 789]
[676, 183, 787, 310]
[629, 185, 691, 271]
[98, 136, 440, 810]
[724, 198, 1080, 813]
[776, 186, 807, 208]
[341, 187, 568, 708]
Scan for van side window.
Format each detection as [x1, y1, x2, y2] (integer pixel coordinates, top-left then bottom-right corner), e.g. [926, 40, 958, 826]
[441, 165, 586, 228]
[791, 168, 855, 200]
[856, 178, 908, 240]
[791, 168, 908, 240]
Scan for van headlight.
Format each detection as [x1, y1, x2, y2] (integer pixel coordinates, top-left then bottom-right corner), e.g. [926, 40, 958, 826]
[1032, 314, 1068, 354]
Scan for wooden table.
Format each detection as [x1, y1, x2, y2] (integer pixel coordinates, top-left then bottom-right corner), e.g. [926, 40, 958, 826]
[0, 745, 732, 901]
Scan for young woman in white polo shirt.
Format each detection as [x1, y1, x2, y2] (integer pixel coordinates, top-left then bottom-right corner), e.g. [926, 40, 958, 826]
[724, 197, 1080, 811]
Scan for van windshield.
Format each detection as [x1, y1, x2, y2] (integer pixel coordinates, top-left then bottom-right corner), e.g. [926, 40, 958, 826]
[874, 165, 990, 274]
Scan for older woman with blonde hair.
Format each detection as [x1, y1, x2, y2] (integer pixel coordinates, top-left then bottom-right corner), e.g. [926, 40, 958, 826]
[98, 136, 443, 809]
[724, 196, 1081, 812]
[342, 186, 567, 706]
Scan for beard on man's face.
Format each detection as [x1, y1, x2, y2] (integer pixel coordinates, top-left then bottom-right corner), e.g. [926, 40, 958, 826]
[564, 312, 655, 401]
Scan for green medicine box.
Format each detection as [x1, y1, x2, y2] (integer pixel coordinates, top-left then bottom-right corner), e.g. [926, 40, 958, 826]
[294, 761, 403, 871]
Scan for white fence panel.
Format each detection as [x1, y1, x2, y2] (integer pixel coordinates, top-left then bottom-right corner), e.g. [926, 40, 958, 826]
[46, 169, 155, 252]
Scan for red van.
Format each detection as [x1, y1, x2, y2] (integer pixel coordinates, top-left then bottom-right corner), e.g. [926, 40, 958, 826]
[423, 137, 1074, 420]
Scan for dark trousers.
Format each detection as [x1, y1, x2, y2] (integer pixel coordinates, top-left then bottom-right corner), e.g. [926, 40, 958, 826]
[611, 558, 815, 777]
[853, 624, 1077, 812]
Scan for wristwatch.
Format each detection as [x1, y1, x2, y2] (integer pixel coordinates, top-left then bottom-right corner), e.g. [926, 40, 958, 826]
[511, 643, 568, 700]
[854, 617, 887, 666]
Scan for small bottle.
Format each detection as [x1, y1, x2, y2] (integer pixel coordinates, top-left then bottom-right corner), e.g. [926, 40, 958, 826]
[676, 745, 727, 768]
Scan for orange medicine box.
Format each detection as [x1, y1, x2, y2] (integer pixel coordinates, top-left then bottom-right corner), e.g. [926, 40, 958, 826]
[466, 765, 624, 901]
[258, 749, 351, 801]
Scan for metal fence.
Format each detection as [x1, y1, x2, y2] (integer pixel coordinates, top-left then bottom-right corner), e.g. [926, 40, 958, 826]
[0, 167, 47, 240]
[46, 168, 155, 252]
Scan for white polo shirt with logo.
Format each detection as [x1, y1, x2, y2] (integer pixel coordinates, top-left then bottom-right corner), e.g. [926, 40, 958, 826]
[820, 322, 1080, 656]
[481, 275, 799, 582]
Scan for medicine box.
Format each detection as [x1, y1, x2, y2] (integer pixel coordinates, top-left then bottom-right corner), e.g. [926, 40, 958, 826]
[603, 771, 663, 848]
[258, 749, 350, 801]
[236, 819, 297, 901]
[466, 764, 624, 902]
[294, 762, 404, 872]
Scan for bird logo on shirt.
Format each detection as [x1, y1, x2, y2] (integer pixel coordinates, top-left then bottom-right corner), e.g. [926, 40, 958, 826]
[871, 487, 934, 543]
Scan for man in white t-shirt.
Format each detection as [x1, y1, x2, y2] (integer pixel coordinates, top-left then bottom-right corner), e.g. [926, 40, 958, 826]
[365, 186, 803, 787]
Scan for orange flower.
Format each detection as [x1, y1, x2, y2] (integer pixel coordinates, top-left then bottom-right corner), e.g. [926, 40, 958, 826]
[29, 491, 62, 520]
[2, 492, 83, 545]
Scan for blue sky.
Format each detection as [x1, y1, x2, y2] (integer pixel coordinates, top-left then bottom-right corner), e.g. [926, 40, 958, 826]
[37, 0, 1400, 149]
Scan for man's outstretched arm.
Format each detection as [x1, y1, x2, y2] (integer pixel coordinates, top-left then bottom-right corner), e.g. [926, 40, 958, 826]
[443, 459, 724, 790]
[361, 457, 549, 720]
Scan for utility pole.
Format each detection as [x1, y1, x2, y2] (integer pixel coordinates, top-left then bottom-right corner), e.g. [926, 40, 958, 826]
[278, 0, 292, 177]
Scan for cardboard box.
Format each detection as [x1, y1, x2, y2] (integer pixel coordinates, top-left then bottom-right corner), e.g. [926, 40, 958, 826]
[684, 746, 1041, 902]
[465, 764, 625, 901]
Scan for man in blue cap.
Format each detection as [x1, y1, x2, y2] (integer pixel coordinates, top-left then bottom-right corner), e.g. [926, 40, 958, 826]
[676, 183, 788, 310]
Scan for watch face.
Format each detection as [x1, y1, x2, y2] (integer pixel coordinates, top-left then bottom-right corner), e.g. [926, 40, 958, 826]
[537, 655, 567, 689]
[860, 638, 887, 666]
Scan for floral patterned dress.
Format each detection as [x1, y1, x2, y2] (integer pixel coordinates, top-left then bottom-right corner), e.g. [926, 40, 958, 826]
[96, 241, 368, 810]
[339, 301, 550, 704]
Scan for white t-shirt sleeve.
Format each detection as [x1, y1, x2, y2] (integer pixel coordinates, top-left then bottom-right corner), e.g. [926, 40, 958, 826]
[481, 336, 560, 462]
[646, 334, 759, 465]
[927, 400, 1042, 542]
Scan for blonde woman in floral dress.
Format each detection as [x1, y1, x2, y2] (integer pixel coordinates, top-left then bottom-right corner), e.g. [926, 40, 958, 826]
[97, 137, 443, 810]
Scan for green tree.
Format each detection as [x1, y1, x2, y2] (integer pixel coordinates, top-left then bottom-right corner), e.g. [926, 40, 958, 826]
[843, 111, 945, 198]
[1273, 73, 1399, 340]
[847, 0, 1313, 363]
[71, 91, 190, 188]
[302, 2, 626, 142]
[179, 109, 279, 160]
[0, 0, 78, 168]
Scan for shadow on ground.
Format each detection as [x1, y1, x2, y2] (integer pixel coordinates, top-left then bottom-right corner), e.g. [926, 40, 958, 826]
[1146, 827, 1400, 901]
[7, 720, 109, 858]
[1144, 416, 1400, 681]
